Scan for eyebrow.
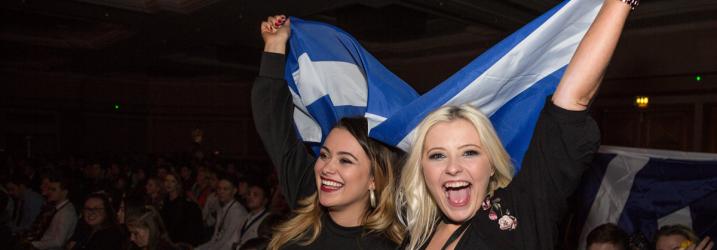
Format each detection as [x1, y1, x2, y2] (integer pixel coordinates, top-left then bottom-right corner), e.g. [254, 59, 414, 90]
[337, 151, 358, 161]
[425, 144, 481, 152]
[322, 146, 359, 161]
[459, 144, 482, 149]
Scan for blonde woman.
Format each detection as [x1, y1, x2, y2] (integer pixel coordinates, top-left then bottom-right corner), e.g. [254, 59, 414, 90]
[253, 15, 404, 249]
[398, 0, 634, 249]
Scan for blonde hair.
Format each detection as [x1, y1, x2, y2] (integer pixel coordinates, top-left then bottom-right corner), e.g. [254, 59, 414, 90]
[268, 117, 405, 250]
[397, 105, 514, 250]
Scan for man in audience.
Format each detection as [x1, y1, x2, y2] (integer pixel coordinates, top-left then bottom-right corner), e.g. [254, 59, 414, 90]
[586, 223, 629, 250]
[29, 173, 77, 250]
[236, 179, 271, 248]
[4, 175, 44, 234]
[197, 174, 247, 250]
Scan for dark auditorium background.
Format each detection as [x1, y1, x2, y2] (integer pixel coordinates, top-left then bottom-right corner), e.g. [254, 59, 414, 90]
[1, 0, 716, 160]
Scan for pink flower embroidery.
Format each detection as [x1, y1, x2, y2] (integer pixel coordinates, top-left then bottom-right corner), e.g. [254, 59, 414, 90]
[498, 215, 518, 231]
[488, 210, 498, 221]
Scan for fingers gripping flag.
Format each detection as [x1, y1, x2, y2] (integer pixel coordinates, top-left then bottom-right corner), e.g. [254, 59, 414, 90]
[285, 0, 603, 170]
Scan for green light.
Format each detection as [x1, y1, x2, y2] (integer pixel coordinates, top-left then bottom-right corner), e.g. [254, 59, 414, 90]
[113, 104, 120, 110]
[695, 75, 702, 82]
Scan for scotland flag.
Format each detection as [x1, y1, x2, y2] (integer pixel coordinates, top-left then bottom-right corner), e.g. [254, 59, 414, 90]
[285, 0, 603, 170]
[574, 146, 717, 249]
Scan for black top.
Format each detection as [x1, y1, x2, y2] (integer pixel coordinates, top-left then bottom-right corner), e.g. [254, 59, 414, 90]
[69, 224, 123, 250]
[252, 52, 397, 250]
[160, 196, 203, 246]
[281, 213, 396, 250]
[439, 97, 600, 249]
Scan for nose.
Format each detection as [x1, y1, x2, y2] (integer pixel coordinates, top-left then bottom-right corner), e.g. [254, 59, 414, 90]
[320, 160, 338, 175]
[444, 158, 462, 176]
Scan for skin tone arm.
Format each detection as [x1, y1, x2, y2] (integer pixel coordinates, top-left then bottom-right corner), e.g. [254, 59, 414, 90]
[262, 15, 290, 55]
[552, 0, 632, 111]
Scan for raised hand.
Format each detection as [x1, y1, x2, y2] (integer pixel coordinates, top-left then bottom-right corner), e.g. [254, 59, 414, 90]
[261, 15, 290, 54]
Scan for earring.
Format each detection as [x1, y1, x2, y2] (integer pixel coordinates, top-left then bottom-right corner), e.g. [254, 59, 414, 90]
[370, 189, 377, 208]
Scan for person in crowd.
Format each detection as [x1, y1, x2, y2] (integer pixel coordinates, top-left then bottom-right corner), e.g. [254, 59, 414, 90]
[199, 167, 220, 241]
[125, 206, 178, 250]
[66, 193, 122, 250]
[196, 174, 247, 250]
[159, 172, 202, 246]
[83, 162, 108, 194]
[144, 177, 164, 210]
[1, 183, 14, 245]
[235, 179, 271, 248]
[4, 175, 44, 234]
[155, 166, 169, 183]
[398, 0, 634, 249]
[189, 167, 214, 208]
[585, 223, 629, 250]
[178, 166, 194, 194]
[28, 173, 77, 250]
[654, 224, 713, 250]
[254, 15, 404, 250]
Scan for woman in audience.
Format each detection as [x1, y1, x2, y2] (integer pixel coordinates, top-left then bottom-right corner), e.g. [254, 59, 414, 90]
[159, 172, 202, 246]
[125, 206, 178, 250]
[66, 193, 123, 250]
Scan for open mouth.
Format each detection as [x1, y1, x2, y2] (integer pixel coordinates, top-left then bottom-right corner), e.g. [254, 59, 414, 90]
[320, 178, 344, 193]
[443, 181, 472, 207]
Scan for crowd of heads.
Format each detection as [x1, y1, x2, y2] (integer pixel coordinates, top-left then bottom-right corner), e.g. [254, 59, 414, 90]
[1, 152, 288, 250]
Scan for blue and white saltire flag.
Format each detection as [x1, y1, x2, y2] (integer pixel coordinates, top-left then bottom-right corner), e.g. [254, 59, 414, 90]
[285, 0, 604, 170]
[284, 17, 419, 153]
[369, 0, 603, 170]
[574, 146, 717, 249]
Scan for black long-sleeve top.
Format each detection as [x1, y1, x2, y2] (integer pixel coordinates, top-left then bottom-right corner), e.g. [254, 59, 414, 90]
[160, 196, 203, 246]
[69, 224, 123, 250]
[251, 52, 396, 250]
[443, 98, 600, 249]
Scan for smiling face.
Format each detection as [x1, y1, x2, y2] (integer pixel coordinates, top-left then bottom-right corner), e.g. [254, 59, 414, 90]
[421, 118, 493, 223]
[314, 128, 374, 213]
[83, 197, 107, 227]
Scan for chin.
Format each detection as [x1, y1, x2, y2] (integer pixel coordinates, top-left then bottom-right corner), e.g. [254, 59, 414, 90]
[440, 204, 477, 223]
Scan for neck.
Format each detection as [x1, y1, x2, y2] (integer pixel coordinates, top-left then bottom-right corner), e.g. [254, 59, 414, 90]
[220, 199, 234, 207]
[168, 191, 179, 200]
[327, 204, 367, 227]
[250, 207, 265, 215]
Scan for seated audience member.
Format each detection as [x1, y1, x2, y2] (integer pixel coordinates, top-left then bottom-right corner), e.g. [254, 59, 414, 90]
[236, 179, 271, 248]
[144, 177, 164, 210]
[29, 173, 78, 250]
[4, 175, 44, 234]
[160, 172, 202, 246]
[196, 174, 247, 250]
[655, 224, 713, 250]
[66, 193, 122, 250]
[200, 168, 220, 240]
[586, 223, 629, 250]
[126, 206, 178, 250]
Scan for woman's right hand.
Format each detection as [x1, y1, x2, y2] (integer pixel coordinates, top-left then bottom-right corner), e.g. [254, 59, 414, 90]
[261, 15, 290, 54]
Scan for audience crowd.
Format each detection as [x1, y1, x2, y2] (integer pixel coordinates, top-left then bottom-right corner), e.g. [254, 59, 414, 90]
[1, 151, 288, 250]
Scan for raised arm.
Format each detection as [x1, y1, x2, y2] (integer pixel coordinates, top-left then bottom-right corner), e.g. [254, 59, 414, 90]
[253, 16, 317, 209]
[552, 0, 632, 110]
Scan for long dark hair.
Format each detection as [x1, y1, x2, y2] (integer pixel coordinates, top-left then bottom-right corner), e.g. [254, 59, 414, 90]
[269, 117, 405, 249]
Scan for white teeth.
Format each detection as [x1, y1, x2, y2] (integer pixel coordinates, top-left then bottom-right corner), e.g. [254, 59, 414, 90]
[444, 181, 470, 188]
[321, 179, 343, 187]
